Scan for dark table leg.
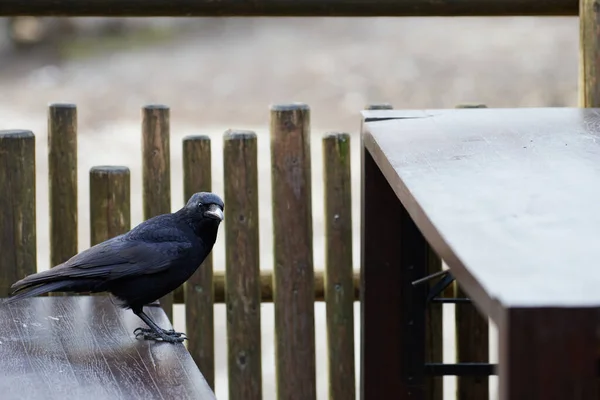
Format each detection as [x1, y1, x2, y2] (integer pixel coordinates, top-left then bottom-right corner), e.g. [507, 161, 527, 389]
[360, 147, 428, 400]
[498, 307, 599, 400]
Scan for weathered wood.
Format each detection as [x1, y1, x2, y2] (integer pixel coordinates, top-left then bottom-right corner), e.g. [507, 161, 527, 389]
[0, 0, 578, 17]
[579, 0, 600, 107]
[89, 166, 131, 246]
[454, 103, 489, 400]
[182, 134, 215, 389]
[48, 103, 78, 282]
[498, 307, 598, 400]
[360, 145, 427, 400]
[362, 107, 600, 314]
[365, 102, 442, 400]
[270, 103, 316, 400]
[174, 269, 360, 303]
[141, 104, 173, 321]
[322, 133, 355, 400]
[0, 296, 216, 400]
[0, 130, 37, 297]
[454, 292, 490, 400]
[365, 103, 393, 110]
[223, 130, 262, 400]
[455, 103, 488, 109]
[425, 251, 444, 400]
[362, 107, 600, 398]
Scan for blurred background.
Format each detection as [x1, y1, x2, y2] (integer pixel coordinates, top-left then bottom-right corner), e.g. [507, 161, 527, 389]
[0, 16, 579, 400]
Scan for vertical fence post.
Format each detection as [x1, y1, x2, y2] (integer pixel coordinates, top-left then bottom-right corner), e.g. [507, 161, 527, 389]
[0, 130, 37, 296]
[580, 0, 600, 107]
[322, 132, 355, 400]
[142, 104, 172, 320]
[48, 103, 77, 286]
[223, 130, 262, 400]
[455, 103, 490, 400]
[89, 166, 131, 245]
[182, 135, 215, 389]
[364, 103, 444, 400]
[270, 103, 316, 400]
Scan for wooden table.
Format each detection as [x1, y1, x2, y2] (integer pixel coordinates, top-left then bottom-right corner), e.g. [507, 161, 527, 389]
[0, 296, 215, 400]
[360, 107, 600, 400]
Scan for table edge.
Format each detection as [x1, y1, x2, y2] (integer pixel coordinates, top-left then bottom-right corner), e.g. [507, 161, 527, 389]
[361, 120, 504, 322]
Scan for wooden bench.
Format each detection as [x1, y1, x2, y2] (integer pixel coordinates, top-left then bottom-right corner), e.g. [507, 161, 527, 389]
[0, 296, 216, 400]
[360, 107, 600, 400]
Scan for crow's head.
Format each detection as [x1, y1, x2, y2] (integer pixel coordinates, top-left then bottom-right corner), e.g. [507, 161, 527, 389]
[183, 192, 224, 224]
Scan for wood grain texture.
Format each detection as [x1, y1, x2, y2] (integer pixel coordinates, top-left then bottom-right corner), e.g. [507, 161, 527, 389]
[322, 133, 355, 400]
[0, 130, 36, 296]
[223, 130, 262, 400]
[498, 307, 599, 400]
[0, 296, 216, 400]
[0, 0, 578, 17]
[454, 103, 489, 400]
[48, 103, 78, 278]
[142, 104, 173, 321]
[365, 103, 393, 110]
[425, 248, 443, 400]
[579, 0, 600, 107]
[455, 103, 488, 109]
[454, 296, 489, 400]
[270, 103, 316, 400]
[365, 103, 441, 400]
[89, 166, 131, 246]
[182, 135, 215, 389]
[174, 269, 359, 303]
[360, 147, 428, 400]
[362, 107, 600, 317]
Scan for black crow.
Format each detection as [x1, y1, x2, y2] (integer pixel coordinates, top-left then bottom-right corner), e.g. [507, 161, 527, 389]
[4, 192, 224, 343]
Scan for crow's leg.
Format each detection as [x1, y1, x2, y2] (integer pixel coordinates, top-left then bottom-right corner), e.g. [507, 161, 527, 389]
[132, 308, 186, 343]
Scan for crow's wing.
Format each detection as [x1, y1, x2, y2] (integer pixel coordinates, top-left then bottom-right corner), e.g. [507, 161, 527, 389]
[12, 227, 194, 289]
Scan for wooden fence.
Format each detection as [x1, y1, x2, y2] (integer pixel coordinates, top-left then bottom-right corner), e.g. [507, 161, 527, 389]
[1, 5, 600, 399]
[0, 101, 495, 400]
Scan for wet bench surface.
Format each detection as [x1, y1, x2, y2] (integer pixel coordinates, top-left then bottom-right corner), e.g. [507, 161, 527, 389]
[0, 296, 215, 400]
[361, 107, 600, 400]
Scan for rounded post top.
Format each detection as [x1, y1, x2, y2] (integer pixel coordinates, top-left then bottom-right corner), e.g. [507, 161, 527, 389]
[0, 129, 35, 139]
[323, 132, 350, 141]
[269, 103, 310, 112]
[90, 165, 130, 174]
[48, 103, 76, 109]
[455, 103, 487, 109]
[183, 134, 211, 142]
[143, 104, 170, 111]
[365, 103, 393, 110]
[224, 129, 256, 141]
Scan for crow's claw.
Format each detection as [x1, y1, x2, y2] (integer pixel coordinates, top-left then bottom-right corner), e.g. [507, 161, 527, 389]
[140, 331, 186, 343]
[134, 327, 186, 337]
[133, 327, 187, 343]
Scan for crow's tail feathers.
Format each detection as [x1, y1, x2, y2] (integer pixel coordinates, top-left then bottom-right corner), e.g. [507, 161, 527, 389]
[3, 280, 74, 305]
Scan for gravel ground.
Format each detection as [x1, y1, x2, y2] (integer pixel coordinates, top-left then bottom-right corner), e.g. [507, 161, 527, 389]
[0, 16, 580, 400]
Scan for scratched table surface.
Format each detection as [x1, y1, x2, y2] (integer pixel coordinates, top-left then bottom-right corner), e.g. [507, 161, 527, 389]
[362, 107, 600, 320]
[0, 296, 215, 400]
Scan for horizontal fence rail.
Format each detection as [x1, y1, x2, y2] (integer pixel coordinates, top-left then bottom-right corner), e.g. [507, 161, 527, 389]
[0, 102, 514, 400]
[0, 0, 579, 17]
[172, 270, 361, 303]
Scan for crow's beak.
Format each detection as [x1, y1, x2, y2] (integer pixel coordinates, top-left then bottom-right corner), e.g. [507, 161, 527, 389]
[204, 204, 224, 221]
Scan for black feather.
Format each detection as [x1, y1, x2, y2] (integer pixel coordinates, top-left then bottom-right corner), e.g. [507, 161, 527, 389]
[5, 191, 224, 314]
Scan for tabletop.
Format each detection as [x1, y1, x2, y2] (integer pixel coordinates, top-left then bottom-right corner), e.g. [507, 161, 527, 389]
[0, 296, 215, 400]
[362, 107, 600, 319]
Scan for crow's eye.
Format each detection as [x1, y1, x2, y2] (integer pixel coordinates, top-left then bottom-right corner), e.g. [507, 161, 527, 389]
[197, 202, 204, 210]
